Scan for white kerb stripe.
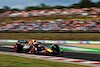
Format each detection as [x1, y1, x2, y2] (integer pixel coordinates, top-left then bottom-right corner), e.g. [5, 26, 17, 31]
[64, 59, 79, 61]
[82, 61, 100, 63]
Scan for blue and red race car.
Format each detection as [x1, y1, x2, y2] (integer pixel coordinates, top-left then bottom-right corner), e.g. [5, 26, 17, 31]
[14, 40, 63, 55]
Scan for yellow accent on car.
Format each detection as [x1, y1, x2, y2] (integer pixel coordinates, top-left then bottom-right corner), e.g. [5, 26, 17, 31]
[32, 40, 36, 44]
[32, 40, 35, 42]
[47, 48, 53, 52]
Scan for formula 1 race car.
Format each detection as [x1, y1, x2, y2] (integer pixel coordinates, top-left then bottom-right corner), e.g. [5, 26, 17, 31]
[14, 40, 63, 55]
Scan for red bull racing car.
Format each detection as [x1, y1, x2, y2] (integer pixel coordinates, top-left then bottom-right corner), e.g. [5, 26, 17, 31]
[14, 40, 63, 55]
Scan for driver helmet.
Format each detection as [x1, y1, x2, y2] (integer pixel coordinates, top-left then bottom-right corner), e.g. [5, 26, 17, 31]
[32, 38, 36, 42]
[26, 41, 28, 43]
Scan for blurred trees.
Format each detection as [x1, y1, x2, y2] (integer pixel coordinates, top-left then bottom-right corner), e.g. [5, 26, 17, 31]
[95, 1, 100, 7]
[69, 0, 97, 8]
[79, 0, 95, 8]
[25, 6, 37, 11]
[0, 6, 10, 13]
[24, 3, 66, 11]
[69, 4, 80, 8]
[0, 0, 100, 13]
[52, 5, 66, 9]
[3, 6, 10, 11]
[11, 8, 22, 11]
[40, 3, 51, 9]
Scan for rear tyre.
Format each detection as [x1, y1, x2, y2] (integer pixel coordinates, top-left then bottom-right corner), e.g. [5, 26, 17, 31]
[14, 45, 17, 52]
[14, 44, 22, 52]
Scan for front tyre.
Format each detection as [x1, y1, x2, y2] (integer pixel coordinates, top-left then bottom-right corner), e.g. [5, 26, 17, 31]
[52, 44, 59, 53]
[30, 45, 35, 54]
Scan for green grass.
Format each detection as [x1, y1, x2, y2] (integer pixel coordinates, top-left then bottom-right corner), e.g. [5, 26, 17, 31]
[0, 54, 90, 67]
[0, 33, 100, 41]
[0, 43, 15, 45]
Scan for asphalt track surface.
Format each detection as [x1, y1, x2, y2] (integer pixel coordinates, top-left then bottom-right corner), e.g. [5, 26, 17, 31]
[0, 46, 100, 62]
